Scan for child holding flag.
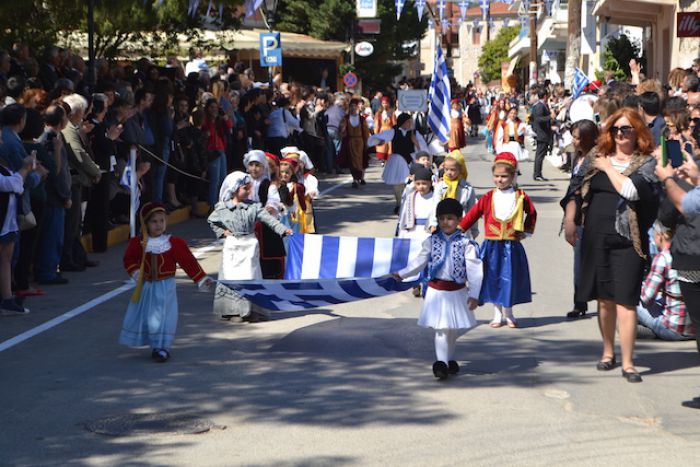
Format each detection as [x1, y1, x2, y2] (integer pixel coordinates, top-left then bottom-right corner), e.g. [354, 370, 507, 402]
[393, 198, 483, 380]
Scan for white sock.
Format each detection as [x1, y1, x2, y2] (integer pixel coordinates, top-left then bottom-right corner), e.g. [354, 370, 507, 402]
[503, 307, 515, 320]
[492, 305, 503, 323]
[435, 330, 449, 363]
[446, 329, 458, 361]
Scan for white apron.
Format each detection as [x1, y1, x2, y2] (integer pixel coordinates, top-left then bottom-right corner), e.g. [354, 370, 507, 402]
[213, 234, 262, 318]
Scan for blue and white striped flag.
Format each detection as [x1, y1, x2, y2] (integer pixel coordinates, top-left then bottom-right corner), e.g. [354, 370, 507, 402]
[459, 0, 468, 21]
[428, 45, 451, 144]
[220, 276, 418, 312]
[395, 0, 405, 20]
[244, 0, 263, 18]
[572, 67, 590, 99]
[415, 0, 426, 21]
[285, 234, 423, 280]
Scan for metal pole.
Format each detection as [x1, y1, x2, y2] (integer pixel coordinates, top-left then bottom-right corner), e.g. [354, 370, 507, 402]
[529, 0, 538, 85]
[87, 0, 95, 91]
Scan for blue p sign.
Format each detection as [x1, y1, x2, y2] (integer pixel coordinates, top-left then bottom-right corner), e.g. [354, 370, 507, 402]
[260, 32, 282, 67]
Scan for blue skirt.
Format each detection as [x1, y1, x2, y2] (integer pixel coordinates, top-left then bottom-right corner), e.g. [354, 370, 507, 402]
[479, 240, 532, 307]
[119, 278, 178, 350]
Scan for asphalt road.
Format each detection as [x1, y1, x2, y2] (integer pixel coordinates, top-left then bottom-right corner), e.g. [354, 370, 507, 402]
[1, 139, 700, 466]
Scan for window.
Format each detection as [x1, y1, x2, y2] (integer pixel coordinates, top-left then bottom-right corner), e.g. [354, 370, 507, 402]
[472, 27, 481, 45]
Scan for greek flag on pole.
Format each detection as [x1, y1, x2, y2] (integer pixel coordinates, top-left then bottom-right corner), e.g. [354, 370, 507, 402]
[415, 0, 425, 21]
[244, 0, 263, 18]
[572, 68, 590, 99]
[395, 0, 405, 20]
[119, 164, 140, 212]
[284, 234, 423, 280]
[428, 45, 451, 144]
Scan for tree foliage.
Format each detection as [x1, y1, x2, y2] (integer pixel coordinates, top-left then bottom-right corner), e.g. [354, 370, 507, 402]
[276, 0, 427, 91]
[0, 0, 244, 59]
[477, 26, 520, 84]
[594, 33, 642, 81]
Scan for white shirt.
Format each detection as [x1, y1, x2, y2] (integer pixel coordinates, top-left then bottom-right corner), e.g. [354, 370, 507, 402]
[0, 171, 24, 236]
[493, 187, 517, 221]
[398, 235, 483, 300]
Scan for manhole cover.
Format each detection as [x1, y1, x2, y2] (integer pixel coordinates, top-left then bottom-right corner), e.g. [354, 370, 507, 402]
[85, 413, 221, 436]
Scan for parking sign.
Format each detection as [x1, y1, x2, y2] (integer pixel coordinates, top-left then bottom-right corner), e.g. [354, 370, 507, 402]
[260, 32, 282, 67]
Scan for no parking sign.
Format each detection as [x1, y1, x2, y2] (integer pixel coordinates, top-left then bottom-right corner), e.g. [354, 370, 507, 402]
[343, 71, 358, 89]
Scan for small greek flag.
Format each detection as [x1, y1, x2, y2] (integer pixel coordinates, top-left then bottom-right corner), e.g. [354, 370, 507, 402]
[285, 234, 423, 280]
[395, 0, 405, 20]
[459, 0, 468, 21]
[119, 164, 140, 212]
[479, 0, 489, 17]
[244, 0, 263, 18]
[438, 0, 446, 21]
[428, 45, 451, 144]
[415, 0, 425, 21]
[572, 67, 590, 99]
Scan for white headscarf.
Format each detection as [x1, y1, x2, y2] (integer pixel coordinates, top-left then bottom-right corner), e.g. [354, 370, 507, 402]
[281, 146, 314, 171]
[219, 171, 251, 203]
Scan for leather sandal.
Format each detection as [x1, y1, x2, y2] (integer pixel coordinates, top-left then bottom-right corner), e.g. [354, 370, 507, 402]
[621, 367, 642, 383]
[596, 355, 616, 371]
[489, 319, 503, 328]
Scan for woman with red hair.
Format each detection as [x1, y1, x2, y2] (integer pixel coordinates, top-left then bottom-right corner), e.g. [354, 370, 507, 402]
[575, 107, 660, 383]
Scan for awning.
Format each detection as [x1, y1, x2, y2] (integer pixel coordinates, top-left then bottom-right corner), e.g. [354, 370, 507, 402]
[60, 28, 350, 61]
[593, 0, 676, 27]
[506, 55, 521, 75]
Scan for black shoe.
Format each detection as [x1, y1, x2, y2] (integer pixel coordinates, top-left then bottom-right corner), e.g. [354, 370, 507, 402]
[566, 309, 587, 319]
[621, 368, 642, 383]
[85, 260, 100, 268]
[681, 398, 700, 409]
[393, 206, 399, 215]
[0, 298, 30, 315]
[60, 262, 86, 272]
[360, 179, 366, 185]
[432, 361, 449, 380]
[596, 355, 616, 371]
[448, 360, 460, 375]
[38, 276, 69, 285]
[351, 181, 359, 189]
[534, 176, 549, 182]
[151, 348, 170, 363]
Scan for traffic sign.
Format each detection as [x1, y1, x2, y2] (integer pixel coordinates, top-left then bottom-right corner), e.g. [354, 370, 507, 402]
[259, 32, 282, 67]
[343, 71, 359, 88]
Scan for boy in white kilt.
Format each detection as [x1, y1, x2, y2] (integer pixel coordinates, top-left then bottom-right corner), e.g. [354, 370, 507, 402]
[393, 198, 483, 380]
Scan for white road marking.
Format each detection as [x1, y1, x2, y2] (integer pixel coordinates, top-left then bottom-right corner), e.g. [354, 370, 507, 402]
[0, 178, 351, 353]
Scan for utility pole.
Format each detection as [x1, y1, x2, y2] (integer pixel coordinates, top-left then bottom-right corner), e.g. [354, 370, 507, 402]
[528, 0, 538, 85]
[564, 0, 582, 88]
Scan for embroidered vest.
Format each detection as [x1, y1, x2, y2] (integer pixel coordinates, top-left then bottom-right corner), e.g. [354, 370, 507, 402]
[426, 232, 471, 284]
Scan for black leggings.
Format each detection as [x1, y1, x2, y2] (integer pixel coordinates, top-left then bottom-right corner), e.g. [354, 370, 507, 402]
[679, 281, 700, 354]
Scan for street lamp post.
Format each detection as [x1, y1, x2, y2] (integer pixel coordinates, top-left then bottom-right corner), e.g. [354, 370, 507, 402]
[261, 0, 279, 88]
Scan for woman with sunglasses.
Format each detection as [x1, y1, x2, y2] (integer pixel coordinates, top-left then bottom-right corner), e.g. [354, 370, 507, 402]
[575, 108, 659, 383]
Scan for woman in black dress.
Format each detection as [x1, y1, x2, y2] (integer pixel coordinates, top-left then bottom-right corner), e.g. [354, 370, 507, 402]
[576, 108, 659, 383]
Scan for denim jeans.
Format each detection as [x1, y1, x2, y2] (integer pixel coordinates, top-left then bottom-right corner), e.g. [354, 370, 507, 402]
[327, 128, 341, 172]
[152, 146, 170, 203]
[36, 206, 65, 281]
[208, 151, 227, 207]
[636, 300, 692, 341]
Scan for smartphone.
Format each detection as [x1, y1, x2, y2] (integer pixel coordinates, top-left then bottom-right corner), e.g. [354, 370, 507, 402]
[666, 139, 684, 168]
[684, 141, 693, 156]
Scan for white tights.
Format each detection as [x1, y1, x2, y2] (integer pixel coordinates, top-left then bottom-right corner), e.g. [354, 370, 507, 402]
[435, 329, 460, 363]
[492, 304, 514, 323]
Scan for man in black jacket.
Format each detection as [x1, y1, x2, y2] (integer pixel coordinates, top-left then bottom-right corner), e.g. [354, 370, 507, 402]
[531, 86, 553, 181]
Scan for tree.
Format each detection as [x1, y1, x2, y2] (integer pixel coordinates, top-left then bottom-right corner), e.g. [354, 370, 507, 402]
[276, 0, 427, 91]
[0, 0, 244, 59]
[594, 34, 641, 81]
[477, 26, 520, 84]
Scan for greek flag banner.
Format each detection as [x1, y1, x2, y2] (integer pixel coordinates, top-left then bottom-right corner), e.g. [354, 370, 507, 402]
[572, 67, 590, 99]
[284, 234, 424, 280]
[459, 0, 468, 21]
[220, 276, 418, 312]
[437, 0, 445, 21]
[395, 0, 405, 20]
[428, 45, 451, 144]
[415, 0, 425, 21]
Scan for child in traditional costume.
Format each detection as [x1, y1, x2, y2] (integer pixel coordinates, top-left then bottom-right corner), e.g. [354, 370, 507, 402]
[339, 99, 370, 188]
[373, 96, 396, 162]
[368, 113, 429, 214]
[431, 150, 478, 238]
[393, 198, 483, 380]
[245, 150, 286, 279]
[495, 106, 528, 162]
[120, 202, 213, 362]
[448, 99, 467, 152]
[278, 157, 309, 235]
[280, 146, 317, 233]
[209, 171, 292, 322]
[398, 165, 434, 241]
[458, 152, 537, 328]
